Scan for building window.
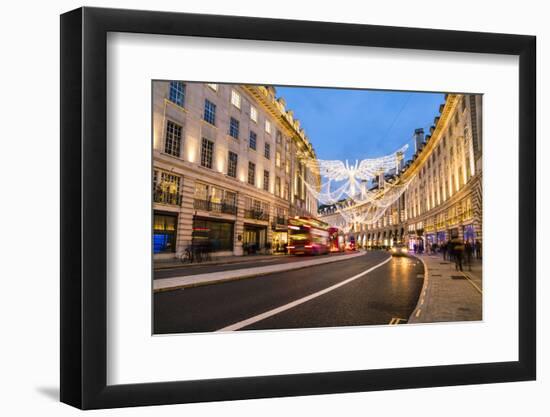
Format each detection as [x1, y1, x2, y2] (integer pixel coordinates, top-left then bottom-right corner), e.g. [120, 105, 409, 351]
[168, 81, 185, 107]
[193, 184, 237, 215]
[249, 131, 257, 150]
[454, 112, 459, 126]
[265, 119, 271, 134]
[194, 182, 208, 200]
[244, 197, 270, 221]
[153, 213, 177, 253]
[231, 89, 241, 109]
[248, 162, 256, 185]
[275, 151, 281, 168]
[250, 106, 258, 122]
[229, 117, 239, 139]
[201, 138, 214, 169]
[263, 170, 270, 191]
[203, 99, 216, 125]
[275, 176, 281, 196]
[164, 120, 182, 157]
[153, 171, 181, 205]
[264, 143, 271, 159]
[276, 130, 282, 144]
[207, 83, 218, 91]
[461, 97, 467, 112]
[227, 151, 238, 178]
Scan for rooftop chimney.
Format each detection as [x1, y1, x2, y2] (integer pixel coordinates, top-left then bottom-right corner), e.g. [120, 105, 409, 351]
[414, 128, 425, 153]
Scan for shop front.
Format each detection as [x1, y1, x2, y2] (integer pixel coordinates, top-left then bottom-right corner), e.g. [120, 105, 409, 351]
[387, 230, 394, 247]
[243, 223, 267, 254]
[425, 232, 435, 246]
[192, 217, 234, 253]
[393, 228, 399, 245]
[436, 230, 447, 244]
[463, 224, 476, 243]
[449, 227, 459, 239]
[153, 211, 178, 255]
[409, 228, 424, 252]
[271, 228, 288, 253]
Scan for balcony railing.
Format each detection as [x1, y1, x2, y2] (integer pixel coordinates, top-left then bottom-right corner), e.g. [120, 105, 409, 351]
[274, 216, 287, 225]
[244, 209, 269, 221]
[194, 199, 237, 215]
[154, 190, 182, 206]
[272, 216, 288, 231]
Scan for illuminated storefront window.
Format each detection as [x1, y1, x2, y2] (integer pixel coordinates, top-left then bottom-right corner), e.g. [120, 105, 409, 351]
[153, 213, 177, 253]
[193, 218, 234, 251]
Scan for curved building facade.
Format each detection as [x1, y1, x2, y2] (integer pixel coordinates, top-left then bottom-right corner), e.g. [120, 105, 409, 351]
[320, 93, 482, 250]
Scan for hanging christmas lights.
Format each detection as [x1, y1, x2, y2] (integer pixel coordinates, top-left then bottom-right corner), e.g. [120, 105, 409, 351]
[300, 144, 415, 230]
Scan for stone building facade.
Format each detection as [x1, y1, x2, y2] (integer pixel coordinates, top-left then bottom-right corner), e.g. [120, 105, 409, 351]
[320, 93, 483, 250]
[152, 81, 319, 259]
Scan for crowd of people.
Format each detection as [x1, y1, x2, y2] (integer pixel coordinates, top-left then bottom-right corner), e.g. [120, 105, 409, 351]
[413, 238, 482, 272]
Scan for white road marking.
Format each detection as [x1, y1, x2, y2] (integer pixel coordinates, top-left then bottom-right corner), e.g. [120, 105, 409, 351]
[216, 256, 392, 332]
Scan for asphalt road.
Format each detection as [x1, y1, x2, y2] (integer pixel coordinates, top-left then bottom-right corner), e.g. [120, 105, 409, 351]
[153, 251, 424, 334]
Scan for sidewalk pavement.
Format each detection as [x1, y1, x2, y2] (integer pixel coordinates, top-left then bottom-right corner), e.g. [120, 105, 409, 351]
[408, 253, 482, 324]
[154, 251, 368, 292]
[154, 253, 288, 270]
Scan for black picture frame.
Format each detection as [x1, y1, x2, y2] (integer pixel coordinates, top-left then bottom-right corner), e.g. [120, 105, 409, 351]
[60, 6, 536, 410]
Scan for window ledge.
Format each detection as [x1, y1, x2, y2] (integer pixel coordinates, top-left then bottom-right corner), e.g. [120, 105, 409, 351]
[164, 98, 187, 113]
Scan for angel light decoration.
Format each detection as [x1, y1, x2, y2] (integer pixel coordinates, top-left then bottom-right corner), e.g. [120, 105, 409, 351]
[301, 144, 414, 227]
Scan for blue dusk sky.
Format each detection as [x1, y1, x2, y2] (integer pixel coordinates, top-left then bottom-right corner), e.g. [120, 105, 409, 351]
[275, 86, 445, 162]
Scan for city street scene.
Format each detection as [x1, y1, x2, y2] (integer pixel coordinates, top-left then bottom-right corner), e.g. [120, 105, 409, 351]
[152, 81, 483, 334]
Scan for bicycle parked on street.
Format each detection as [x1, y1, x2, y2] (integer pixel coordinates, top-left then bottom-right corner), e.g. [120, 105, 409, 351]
[179, 244, 213, 264]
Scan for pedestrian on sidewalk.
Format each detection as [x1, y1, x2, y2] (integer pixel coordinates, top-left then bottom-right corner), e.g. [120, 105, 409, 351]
[448, 240, 455, 262]
[441, 241, 447, 260]
[464, 240, 473, 271]
[475, 239, 482, 260]
[453, 239, 464, 271]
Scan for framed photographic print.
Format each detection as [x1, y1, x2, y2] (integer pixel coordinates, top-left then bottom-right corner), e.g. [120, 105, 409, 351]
[60, 6, 536, 409]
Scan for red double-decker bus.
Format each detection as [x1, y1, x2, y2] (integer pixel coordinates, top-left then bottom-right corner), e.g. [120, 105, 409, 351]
[287, 217, 331, 255]
[328, 227, 345, 252]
